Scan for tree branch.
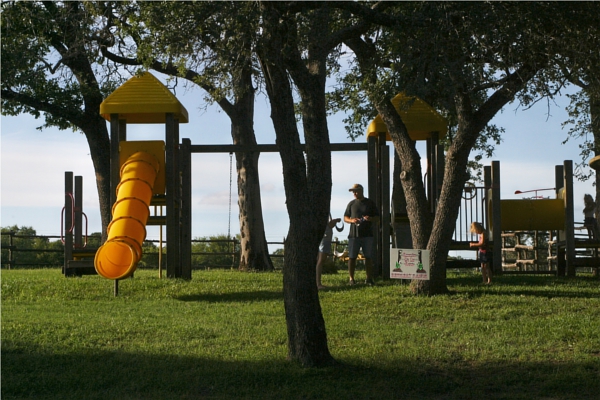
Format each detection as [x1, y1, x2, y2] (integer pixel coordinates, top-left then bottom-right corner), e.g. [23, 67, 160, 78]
[1, 88, 85, 127]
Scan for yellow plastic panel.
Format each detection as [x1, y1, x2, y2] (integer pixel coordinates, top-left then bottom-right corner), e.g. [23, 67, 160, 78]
[490, 199, 565, 231]
[100, 72, 188, 123]
[366, 94, 448, 141]
[589, 155, 600, 171]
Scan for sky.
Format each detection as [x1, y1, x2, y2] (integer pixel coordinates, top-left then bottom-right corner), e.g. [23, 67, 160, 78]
[1, 76, 592, 254]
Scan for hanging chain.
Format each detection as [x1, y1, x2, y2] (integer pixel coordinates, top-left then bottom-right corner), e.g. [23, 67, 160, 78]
[227, 152, 233, 240]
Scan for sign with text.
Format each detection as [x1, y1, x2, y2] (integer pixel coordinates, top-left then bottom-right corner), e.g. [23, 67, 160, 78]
[390, 248, 430, 280]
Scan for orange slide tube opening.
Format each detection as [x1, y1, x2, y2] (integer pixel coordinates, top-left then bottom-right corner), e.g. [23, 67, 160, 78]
[95, 151, 160, 280]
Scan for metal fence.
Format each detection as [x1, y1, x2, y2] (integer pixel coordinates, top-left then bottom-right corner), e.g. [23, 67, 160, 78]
[0, 232, 290, 270]
[453, 185, 487, 243]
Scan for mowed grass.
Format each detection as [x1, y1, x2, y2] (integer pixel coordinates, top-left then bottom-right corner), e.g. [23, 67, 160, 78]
[2, 269, 599, 400]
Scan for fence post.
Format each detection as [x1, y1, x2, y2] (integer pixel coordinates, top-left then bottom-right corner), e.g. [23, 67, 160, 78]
[8, 231, 15, 269]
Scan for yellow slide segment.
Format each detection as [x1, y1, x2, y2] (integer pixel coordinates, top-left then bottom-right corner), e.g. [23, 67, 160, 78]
[94, 151, 160, 280]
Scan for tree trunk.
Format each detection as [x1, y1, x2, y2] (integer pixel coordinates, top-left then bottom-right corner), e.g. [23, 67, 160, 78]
[258, 4, 334, 367]
[229, 67, 274, 271]
[81, 120, 112, 241]
[235, 149, 273, 271]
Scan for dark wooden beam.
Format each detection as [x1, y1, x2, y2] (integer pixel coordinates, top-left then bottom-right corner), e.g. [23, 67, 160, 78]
[189, 142, 368, 153]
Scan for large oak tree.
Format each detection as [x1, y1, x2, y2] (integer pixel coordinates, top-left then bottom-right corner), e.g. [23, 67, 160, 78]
[97, 1, 274, 270]
[1, 1, 119, 238]
[334, 1, 599, 294]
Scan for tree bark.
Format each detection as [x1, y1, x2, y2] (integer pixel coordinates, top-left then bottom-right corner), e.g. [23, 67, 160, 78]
[258, 4, 334, 367]
[229, 67, 274, 271]
[145, 49, 275, 271]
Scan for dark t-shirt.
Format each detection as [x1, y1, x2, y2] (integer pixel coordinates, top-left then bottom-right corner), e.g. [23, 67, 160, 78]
[344, 197, 379, 238]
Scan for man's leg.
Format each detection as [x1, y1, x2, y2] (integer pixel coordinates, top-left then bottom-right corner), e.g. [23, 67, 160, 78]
[365, 258, 373, 282]
[363, 237, 375, 284]
[316, 251, 327, 289]
[348, 258, 357, 284]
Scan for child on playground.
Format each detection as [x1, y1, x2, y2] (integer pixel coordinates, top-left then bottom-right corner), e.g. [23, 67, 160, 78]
[470, 222, 491, 284]
[316, 215, 342, 290]
[583, 194, 598, 240]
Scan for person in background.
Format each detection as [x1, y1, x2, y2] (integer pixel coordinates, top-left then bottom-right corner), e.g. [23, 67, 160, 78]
[470, 221, 491, 284]
[583, 193, 598, 240]
[344, 184, 379, 286]
[316, 215, 342, 290]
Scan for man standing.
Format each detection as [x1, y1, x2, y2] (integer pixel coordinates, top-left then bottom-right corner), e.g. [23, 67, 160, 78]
[344, 184, 379, 285]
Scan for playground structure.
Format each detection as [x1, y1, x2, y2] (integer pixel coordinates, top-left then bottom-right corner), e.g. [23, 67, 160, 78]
[95, 149, 162, 279]
[63, 73, 598, 283]
[364, 95, 599, 276]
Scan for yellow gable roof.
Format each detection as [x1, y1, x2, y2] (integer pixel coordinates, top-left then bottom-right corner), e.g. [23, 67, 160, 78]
[367, 94, 447, 141]
[100, 72, 189, 124]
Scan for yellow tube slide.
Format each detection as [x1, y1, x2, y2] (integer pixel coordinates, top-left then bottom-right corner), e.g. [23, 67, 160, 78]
[94, 151, 160, 280]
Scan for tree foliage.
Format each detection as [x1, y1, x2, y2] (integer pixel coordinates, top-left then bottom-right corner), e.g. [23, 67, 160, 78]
[329, 1, 600, 294]
[0, 1, 129, 238]
[96, 1, 274, 271]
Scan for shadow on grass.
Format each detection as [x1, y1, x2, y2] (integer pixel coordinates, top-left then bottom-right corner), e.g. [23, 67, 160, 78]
[2, 342, 598, 400]
[176, 290, 284, 303]
[175, 281, 383, 302]
[447, 275, 600, 299]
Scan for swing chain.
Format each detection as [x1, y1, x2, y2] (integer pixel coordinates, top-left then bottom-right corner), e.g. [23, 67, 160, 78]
[228, 152, 233, 240]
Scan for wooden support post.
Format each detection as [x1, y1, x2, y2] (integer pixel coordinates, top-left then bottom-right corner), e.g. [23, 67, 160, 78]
[64, 172, 74, 275]
[555, 165, 565, 276]
[491, 161, 502, 275]
[180, 138, 192, 280]
[74, 176, 83, 248]
[110, 115, 120, 208]
[427, 133, 439, 213]
[555, 165, 564, 194]
[367, 135, 378, 275]
[367, 136, 377, 203]
[564, 160, 575, 277]
[380, 137, 390, 279]
[166, 113, 181, 278]
[484, 165, 491, 231]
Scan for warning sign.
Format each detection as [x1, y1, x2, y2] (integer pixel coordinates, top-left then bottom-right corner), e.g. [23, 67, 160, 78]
[390, 248, 430, 280]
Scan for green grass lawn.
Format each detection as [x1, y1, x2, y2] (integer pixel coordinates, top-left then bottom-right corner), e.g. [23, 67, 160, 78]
[2, 269, 599, 400]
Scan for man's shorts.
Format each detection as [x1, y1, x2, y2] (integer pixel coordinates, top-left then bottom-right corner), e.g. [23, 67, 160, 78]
[348, 237, 374, 259]
[319, 238, 332, 254]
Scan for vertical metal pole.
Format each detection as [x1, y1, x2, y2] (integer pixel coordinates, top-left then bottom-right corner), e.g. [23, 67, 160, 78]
[154, 205, 162, 279]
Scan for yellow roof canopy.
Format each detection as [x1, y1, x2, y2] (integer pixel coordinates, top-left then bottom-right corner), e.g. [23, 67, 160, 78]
[367, 94, 447, 141]
[100, 72, 189, 124]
